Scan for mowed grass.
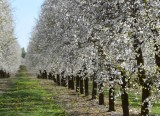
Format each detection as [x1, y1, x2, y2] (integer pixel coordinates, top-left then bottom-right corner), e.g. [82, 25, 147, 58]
[0, 67, 66, 116]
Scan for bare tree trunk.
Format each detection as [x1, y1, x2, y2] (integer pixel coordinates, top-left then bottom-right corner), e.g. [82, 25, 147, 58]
[53, 74, 57, 83]
[141, 85, 151, 116]
[80, 76, 84, 94]
[84, 77, 89, 96]
[76, 75, 80, 92]
[99, 92, 104, 105]
[48, 72, 52, 80]
[42, 70, 47, 79]
[68, 76, 71, 89]
[7, 73, 10, 78]
[154, 37, 160, 68]
[120, 70, 129, 116]
[92, 74, 97, 99]
[38, 70, 42, 79]
[57, 74, 60, 86]
[108, 76, 115, 111]
[70, 75, 74, 90]
[133, 36, 150, 116]
[154, 37, 160, 91]
[61, 75, 66, 87]
[0, 70, 3, 78]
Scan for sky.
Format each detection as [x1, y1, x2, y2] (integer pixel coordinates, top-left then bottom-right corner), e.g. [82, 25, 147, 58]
[9, 0, 44, 51]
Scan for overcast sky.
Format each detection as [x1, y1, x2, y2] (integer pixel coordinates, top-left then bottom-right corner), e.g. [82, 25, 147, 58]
[9, 0, 44, 50]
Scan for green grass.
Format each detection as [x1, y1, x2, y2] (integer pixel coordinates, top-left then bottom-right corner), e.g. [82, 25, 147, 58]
[151, 103, 160, 115]
[88, 81, 160, 115]
[0, 66, 66, 116]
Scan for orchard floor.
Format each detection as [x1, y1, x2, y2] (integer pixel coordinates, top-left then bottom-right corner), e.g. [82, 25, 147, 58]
[0, 78, 10, 96]
[0, 68, 148, 116]
[0, 69, 66, 116]
[37, 79, 145, 116]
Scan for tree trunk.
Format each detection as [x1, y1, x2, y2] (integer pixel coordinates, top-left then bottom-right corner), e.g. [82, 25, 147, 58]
[133, 36, 151, 116]
[68, 76, 71, 89]
[99, 83, 104, 105]
[121, 90, 129, 116]
[84, 77, 89, 96]
[70, 75, 74, 90]
[39, 70, 42, 78]
[154, 38, 160, 90]
[76, 75, 80, 92]
[92, 74, 97, 99]
[108, 76, 115, 111]
[154, 38, 160, 70]
[80, 76, 84, 94]
[99, 92, 104, 105]
[57, 74, 60, 86]
[0, 70, 3, 78]
[0, 70, 10, 78]
[42, 70, 47, 79]
[141, 85, 151, 116]
[152, 29, 160, 65]
[53, 75, 56, 83]
[48, 72, 52, 80]
[121, 70, 129, 116]
[7, 73, 10, 78]
[61, 74, 66, 87]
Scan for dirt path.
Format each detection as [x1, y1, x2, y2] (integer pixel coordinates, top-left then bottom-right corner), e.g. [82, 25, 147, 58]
[37, 78, 127, 116]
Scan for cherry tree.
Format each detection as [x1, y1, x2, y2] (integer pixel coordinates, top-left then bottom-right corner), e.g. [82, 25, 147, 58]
[0, 0, 21, 78]
[26, 0, 160, 115]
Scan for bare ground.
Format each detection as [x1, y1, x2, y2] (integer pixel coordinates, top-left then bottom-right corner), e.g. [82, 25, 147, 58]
[36, 78, 140, 116]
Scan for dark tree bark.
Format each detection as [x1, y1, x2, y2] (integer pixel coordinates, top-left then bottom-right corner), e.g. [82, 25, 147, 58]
[61, 75, 65, 87]
[7, 73, 10, 78]
[68, 76, 71, 89]
[48, 72, 52, 80]
[141, 85, 151, 116]
[0, 70, 10, 78]
[70, 75, 74, 90]
[42, 70, 47, 79]
[37, 74, 40, 79]
[80, 76, 84, 94]
[153, 34, 160, 67]
[99, 83, 104, 105]
[133, 36, 151, 116]
[0, 70, 5, 78]
[129, 0, 152, 114]
[53, 74, 57, 83]
[37, 70, 42, 79]
[120, 70, 129, 116]
[61, 75, 64, 86]
[92, 73, 97, 99]
[60, 71, 66, 87]
[1, 71, 12, 78]
[154, 37, 160, 91]
[84, 77, 89, 96]
[57, 74, 60, 86]
[108, 76, 115, 111]
[76, 75, 80, 92]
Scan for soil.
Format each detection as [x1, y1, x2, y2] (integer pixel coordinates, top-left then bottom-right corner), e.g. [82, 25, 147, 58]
[37, 78, 140, 116]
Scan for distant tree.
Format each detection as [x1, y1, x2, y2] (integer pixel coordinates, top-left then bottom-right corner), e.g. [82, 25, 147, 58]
[21, 47, 26, 58]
